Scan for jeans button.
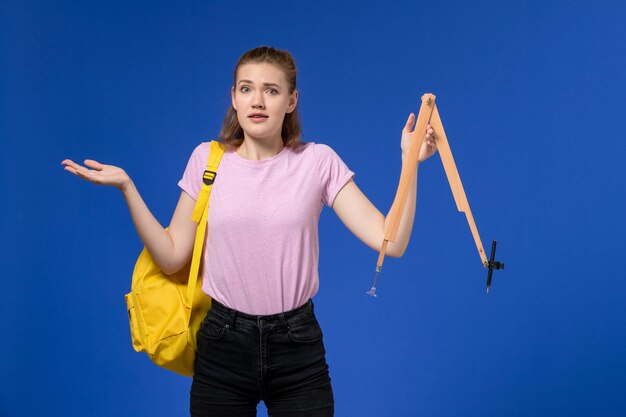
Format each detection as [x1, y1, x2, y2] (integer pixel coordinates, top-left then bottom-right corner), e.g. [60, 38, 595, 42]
[259, 319, 266, 327]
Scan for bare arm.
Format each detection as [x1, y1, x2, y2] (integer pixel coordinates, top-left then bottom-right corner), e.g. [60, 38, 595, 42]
[332, 172, 417, 258]
[61, 159, 197, 274]
[332, 113, 437, 258]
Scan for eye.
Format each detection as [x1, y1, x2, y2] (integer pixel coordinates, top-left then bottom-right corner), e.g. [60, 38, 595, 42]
[240, 86, 251, 93]
[267, 88, 278, 95]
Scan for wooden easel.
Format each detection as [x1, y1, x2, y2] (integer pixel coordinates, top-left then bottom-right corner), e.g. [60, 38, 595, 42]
[367, 93, 504, 296]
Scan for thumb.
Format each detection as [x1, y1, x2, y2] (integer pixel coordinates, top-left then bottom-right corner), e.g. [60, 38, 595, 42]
[403, 113, 415, 133]
[84, 159, 105, 170]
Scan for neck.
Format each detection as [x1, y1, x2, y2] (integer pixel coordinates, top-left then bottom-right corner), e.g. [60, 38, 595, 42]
[236, 137, 285, 161]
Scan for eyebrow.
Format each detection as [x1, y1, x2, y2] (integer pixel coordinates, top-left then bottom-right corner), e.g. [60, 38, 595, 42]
[237, 80, 281, 88]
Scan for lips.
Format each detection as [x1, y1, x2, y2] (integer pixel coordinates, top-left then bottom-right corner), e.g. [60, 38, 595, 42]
[248, 113, 268, 119]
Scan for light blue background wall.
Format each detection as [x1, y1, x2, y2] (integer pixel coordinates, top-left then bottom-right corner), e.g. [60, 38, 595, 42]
[2, 1, 625, 416]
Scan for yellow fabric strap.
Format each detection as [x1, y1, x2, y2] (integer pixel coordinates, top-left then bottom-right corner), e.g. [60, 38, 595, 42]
[186, 141, 225, 308]
[192, 141, 224, 222]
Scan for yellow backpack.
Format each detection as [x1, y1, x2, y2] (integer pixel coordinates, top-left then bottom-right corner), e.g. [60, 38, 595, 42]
[124, 141, 225, 376]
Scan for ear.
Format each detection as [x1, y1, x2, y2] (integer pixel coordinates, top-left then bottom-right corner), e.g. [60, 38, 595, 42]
[231, 86, 238, 111]
[286, 90, 299, 114]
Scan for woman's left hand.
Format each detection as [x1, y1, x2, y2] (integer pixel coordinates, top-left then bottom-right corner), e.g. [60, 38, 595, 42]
[400, 113, 438, 163]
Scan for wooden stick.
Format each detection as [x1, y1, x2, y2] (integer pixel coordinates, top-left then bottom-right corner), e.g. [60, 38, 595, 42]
[377, 93, 436, 270]
[430, 105, 488, 266]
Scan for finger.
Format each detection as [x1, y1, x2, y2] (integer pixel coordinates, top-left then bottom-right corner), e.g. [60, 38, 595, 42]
[63, 161, 89, 177]
[403, 113, 415, 133]
[64, 164, 94, 181]
[61, 159, 80, 169]
[63, 165, 79, 175]
[84, 159, 104, 170]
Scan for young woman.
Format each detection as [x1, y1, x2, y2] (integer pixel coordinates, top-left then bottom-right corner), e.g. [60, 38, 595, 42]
[62, 46, 436, 417]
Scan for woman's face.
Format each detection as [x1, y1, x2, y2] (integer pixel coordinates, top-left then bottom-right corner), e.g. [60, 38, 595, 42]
[231, 62, 298, 143]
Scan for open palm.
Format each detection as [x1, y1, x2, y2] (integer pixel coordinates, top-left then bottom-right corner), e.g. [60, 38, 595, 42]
[61, 159, 131, 191]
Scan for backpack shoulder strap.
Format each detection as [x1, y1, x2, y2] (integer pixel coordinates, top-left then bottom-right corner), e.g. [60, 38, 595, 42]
[186, 140, 225, 308]
[191, 141, 225, 222]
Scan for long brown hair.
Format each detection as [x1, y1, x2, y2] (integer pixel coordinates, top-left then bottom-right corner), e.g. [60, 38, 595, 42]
[218, 46, 302, 148]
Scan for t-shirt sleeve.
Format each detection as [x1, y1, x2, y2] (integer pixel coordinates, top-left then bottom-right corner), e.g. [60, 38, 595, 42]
[315, 144, 355, 207]
[177, 142, 211, 201]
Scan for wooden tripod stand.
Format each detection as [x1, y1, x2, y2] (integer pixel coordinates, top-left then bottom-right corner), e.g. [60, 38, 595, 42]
[367, 94, 504, 297]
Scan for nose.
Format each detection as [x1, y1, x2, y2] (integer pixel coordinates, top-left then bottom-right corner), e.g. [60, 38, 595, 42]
[252, 90, 265, 109]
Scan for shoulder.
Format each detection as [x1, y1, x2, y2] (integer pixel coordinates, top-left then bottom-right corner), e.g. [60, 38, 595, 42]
[189, 141, 212, 158]
[186, 140, 229, 164]
[309, 142, 347, 169]
[293, 141, 342, 160]
[180, 141, 220, 176]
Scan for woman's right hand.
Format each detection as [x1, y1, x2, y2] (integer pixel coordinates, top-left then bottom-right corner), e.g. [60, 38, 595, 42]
[61, 159, 131, 191]
[62, 158, 195, 273]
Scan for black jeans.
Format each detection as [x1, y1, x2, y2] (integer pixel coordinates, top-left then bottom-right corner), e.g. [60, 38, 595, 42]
[190, 299, 334, 416]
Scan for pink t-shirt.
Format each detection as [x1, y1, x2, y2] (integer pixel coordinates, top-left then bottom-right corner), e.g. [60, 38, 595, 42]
[178, 141, 354, 315]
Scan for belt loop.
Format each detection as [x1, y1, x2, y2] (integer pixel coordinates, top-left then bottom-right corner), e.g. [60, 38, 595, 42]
[228, 308, 237, 328]
[279, 313, 289, 329]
